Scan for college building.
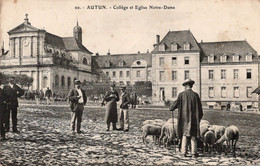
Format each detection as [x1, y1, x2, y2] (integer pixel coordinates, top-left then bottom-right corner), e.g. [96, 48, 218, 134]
[1, 14, 259, 110]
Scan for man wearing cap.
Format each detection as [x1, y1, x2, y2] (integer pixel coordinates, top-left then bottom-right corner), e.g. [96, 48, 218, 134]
[68, 80, 87, 134]
[104, 83, 119, 131]
[169, 79, 203, 158]
[118, 85, 131, 132]
[3, 77, 24, 133]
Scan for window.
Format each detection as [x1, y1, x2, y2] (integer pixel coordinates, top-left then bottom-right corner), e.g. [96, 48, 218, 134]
[148, 70, 151, 77]
[136, 70, 141, 77]
[61, 76, 65, 87]
[221, 87, 226, 98]
[113, 71, 116, 77]
[209, 70, 214, 80]
[42, 76, 48, 89]
[221, 70, 226, 79]
[67, 77, 71, 87]
[159, 57, 164, 66]
[184, 70, 189, 80]
[119, 61, 124, 67]
[106, 72, 109, 76]
[234, 87, 239, 98]
[172, 71, 177, 81]
[233, 54, 239, 62]
[172, 57, 177, 65]
[126, 71, 130, 77]
[159, 43, 165, 51]
[105, 61, 110, 67]
[136, 61, 141, 65]
[246, 53, 252, 62]
[159, 71, 165, 82]
[171, 43, 178, 51]
[184, 42, 190, 50]
[119, 71, 123, 78]
[246, 69, 252, 79]
[127, 81, 130, 85]
[172, 87, 177, 98]
[220, 54, 227, 62]
[233, 69, 239, 79]
[184, 57, 189, 65]
[83, 58, 88, 65]
[209, 87, 214, 98]
[74, 78, 77, 85]
[208, 54, 214, 63]
[55, 75, 59, 87]
[247, 87, 252, 98]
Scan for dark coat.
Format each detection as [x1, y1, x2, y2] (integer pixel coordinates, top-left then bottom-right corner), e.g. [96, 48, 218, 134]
[104, 90, 119, 123]
[0, 88, 7, 109]
[3, 84, 24, 108]
[170, 89, 203, 138]
[68, 88, 87, 112]
[45, 89, 52, 98]
[120, 92, 131, 109]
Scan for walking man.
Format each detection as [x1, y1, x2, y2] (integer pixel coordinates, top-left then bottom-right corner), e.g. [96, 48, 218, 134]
[118, 85, 131, 132]
[68, 80, 87, 134]
[4, 77, 24, 133]
[169, 79, 203, 157]
[45, 87, 52, 105]
[0, 78, 7, 140]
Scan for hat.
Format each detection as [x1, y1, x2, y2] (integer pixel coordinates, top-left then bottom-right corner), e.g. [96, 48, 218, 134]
[74, 80, 82, 85]
[110, 83, 115, 87]
[182, 79, 195, 86]
[119, 85, 127, 89]
[8, 76, 15, 82]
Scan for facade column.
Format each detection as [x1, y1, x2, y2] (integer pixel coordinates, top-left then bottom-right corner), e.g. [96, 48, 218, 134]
[19, 37, 22, 65]
[13, 37, 16, 57]
[31, 36, 34, 57]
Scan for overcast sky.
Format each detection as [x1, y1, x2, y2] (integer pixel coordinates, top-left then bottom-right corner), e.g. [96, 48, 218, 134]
[1, 0, 260, 55]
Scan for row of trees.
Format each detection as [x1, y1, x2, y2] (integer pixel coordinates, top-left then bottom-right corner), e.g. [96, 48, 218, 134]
[0, 72, 34, 89]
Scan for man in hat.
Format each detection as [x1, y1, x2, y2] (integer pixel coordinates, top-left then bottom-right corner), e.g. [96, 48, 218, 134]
[68, 80, 87, 134]
[104, 83, 119, 131]
[0, 78, 7, 140]
[45, 87, 52, 105]
[118, 85, 131, 132]
[3, 76, 24, 133]
[169, 79, 203, 157]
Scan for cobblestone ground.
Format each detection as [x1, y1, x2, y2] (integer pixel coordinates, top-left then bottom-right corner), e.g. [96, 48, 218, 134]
[0, 105, 260, 165]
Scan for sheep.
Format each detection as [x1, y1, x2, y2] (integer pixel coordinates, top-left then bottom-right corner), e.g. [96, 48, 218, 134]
[141, 124, 162, 145]
[142, 119, 164, 127]
[200, 120, 210, 126]
[203, 130, 216, 154]
[159, 122, 177, 148]
[200, 124, 209, 140]
[208, 125, 226, 153]
[215, 125, 239, 157]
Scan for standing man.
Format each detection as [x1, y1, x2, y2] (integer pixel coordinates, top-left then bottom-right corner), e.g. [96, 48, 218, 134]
[169, 79, 203, 158]
[45, 87, 52, 105]
[0, 78, 7, 140]
[4, 77, 24, 133]
[68, 80, 87, 134]
[104, 83, 119, 131]
[118, 85, 131, 132]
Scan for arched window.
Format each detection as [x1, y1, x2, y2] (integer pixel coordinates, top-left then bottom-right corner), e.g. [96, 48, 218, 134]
[61, 76, 65, 87]
[83, 58, 88, 65]
[55, 75, 59, 87]
[105, 61, 110, 67]
[184, 42, 190, 50]
[74, 78, 77, 85]
[67, 77, 71, 87]
[42, 76, 48, 89]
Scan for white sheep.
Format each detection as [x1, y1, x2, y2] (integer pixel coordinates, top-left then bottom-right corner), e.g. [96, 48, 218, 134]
[143, 119, 164, 127]
[203, 130, 216, 154]
[200, 124, 209, 140]
[141, 124, 162, 145]
[215, 125, 239, 157]
[159, 120, 177, 148]
[200, 120, 210, 126]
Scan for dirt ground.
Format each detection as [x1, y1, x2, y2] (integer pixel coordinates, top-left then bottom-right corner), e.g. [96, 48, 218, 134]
[0, 104, 260, 165]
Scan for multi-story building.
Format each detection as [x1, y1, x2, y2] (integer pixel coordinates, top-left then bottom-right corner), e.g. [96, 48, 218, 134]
[0, 15, 97, 94]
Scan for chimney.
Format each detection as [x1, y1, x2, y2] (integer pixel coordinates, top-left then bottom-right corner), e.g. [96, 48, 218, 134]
[107, 49, 110, 55]
[147, 49, 149, 53]
[201, 40, 203, 43]
[1, 41, 4, 55]
[137, 51, 140, 54]
[96, 52, 99, 56]
[156, 35, 160, 44]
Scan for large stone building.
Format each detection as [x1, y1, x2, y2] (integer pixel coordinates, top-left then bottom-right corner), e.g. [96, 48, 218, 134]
[0, 15, 97, 94]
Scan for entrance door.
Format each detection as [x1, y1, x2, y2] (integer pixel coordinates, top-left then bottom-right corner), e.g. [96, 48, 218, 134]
[160, 88, 165, 101]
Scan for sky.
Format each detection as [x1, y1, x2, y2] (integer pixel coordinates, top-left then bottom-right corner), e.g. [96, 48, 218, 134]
[1, 0, 260, 55]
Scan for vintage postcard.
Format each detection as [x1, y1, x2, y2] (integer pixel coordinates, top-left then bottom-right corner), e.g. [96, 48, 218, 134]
[0, 0, 260, 165]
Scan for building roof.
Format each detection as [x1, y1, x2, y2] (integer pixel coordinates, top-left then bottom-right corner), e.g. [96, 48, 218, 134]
[93, 53, 152, 68]
[45, 33, 65, 49]
[200, 40, 258, 63]
[63, 37, 92, 54]
[152, 30, 201, 53]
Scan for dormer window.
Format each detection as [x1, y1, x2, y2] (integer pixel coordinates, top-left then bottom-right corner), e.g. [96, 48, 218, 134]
[119, 60, 124, 67]
[233, 53, 240, 62]
[83, 58, 88, 65]
[105, 60, 110, 67]
[184, 42, 190, 50]
[246, 53, 252, 62]
[208, 54, 215, 63]
[159, 43, 165, 51]
[220, 54, 227, 62]
[171, 43, 178, 51]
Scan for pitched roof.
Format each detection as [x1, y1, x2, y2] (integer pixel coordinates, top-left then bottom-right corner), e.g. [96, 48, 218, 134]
[45, 33, 65, 49]
[62, 37, 92, 54]
[152, 30, 201, 53]
[93, 53, 152, 68]
[8, 22, 40, 34]
[200, 40, 258, 63]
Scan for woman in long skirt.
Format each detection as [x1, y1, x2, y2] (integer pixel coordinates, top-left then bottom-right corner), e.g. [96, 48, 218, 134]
[104, 83, 119, 131]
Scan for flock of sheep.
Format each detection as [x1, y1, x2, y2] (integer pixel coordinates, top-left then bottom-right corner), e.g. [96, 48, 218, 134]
[141, 118, 239, 157]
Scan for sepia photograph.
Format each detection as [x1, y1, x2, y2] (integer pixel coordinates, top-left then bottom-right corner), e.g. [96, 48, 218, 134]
[0, 0, 260, 165]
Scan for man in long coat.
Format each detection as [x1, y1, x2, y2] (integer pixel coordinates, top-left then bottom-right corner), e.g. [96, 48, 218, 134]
[170, 79, 203, 157]
[3, 77, 24, 133]
[104, 83, 119, 131]
[118, 85, 131, 132]
[68, 80, 87, 134]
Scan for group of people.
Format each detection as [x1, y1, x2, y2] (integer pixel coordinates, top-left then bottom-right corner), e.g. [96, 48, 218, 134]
[0, 77, 24, 141]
